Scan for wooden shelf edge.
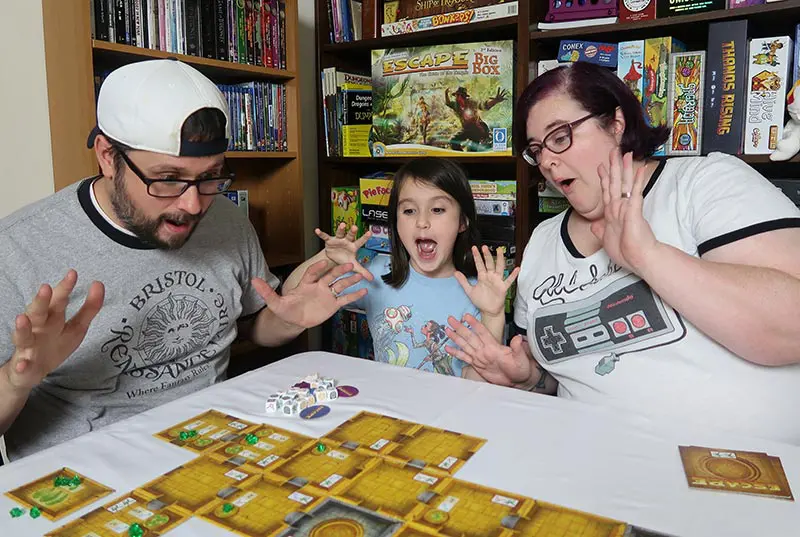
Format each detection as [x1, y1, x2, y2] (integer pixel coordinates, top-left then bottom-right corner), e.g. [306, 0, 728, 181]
[738, 154, 800, 164]
[323, 17, 518, 52]
[530, 0, 800, 40]
[92, 40, 296, 79]
[226, 151, 298, 159]
[323, 155, 518, 164]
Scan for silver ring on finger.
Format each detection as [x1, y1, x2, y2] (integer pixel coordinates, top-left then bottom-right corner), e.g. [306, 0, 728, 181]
[329, 284, 338, 298]
[621, 191, 632, 199]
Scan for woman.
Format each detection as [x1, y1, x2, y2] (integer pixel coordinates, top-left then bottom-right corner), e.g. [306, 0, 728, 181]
[444, 61, 800, 445]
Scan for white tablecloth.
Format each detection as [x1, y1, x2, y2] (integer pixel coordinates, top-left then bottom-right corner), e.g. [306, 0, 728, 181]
[0, 351, 797, 536]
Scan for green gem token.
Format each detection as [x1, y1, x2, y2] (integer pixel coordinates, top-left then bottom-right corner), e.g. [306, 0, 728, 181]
[188, 430, 198, 438]
[315, 442, 327, 453]
[30, 507, 41, 519]
[71, 475, 82, 486]
[222, 503, 234, 513]
[128, 522, 144, 537]
[245, 434, 258, 445]
[10, 507, 25, 518]
[179, 431, 190, 441]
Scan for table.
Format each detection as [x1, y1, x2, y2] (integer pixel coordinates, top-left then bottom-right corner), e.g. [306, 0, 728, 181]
[0, 351, 796, 536]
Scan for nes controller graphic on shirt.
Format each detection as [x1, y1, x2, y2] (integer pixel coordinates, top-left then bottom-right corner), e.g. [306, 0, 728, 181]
[532, 274, 683, 364]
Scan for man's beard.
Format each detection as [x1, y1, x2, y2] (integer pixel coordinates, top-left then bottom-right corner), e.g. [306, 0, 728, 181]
[111, 173, 202, 250]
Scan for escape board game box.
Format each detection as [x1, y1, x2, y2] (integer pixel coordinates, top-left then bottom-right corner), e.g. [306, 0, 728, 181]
[370, 40, 514, 157]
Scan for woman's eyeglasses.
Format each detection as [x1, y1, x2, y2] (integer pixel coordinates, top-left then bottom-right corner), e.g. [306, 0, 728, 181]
[522, 113, 598, 167]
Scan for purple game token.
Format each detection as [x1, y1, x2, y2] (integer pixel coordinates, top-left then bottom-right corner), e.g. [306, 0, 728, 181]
[300, 405, 331, 420]
[293, 381, 311, 389]
[337, 385, 359, 398]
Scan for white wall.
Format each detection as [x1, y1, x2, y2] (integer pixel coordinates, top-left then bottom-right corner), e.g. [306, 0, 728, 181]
[0, 1, 54, 218]
[297, 0, 321, 348]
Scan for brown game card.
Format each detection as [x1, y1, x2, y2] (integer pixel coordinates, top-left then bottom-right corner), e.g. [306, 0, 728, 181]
[679, 446, 794, 500]
[5, 467, 115, 521]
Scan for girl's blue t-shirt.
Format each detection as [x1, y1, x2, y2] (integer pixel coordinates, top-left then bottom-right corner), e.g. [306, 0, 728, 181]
[344, 255, 480, 377]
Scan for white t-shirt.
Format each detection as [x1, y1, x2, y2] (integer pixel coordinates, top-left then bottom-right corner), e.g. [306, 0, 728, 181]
[514, 152, 800, 445]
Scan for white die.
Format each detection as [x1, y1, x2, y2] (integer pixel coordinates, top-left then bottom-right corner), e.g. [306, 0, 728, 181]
[265, 396, 279, 413]
[327, 388, 339, 401]
[320, 378, 336, 390]
[316, 390, 329, 403]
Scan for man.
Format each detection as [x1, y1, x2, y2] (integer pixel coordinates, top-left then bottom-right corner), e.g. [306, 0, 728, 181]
[0, 59, 365, 461]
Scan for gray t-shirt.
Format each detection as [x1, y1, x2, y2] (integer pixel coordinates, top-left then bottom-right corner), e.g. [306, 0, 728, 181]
[0, 178, 279, 460]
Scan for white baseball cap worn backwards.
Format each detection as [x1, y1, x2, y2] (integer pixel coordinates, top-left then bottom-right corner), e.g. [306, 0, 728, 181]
[87, 59, 230, 157]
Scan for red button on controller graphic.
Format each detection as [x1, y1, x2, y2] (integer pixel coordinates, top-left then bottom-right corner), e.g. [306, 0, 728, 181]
[612, 321, 628, 334]
[630, 313, 647, 329]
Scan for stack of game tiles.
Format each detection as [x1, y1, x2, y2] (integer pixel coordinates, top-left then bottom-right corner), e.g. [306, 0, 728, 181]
[265, 374, 339, 415]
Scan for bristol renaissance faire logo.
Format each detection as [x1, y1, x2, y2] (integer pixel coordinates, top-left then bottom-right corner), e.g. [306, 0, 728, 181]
[100, 270, 233, 382]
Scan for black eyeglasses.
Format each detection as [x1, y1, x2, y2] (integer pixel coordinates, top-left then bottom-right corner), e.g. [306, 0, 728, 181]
[119, 151, 235, 198]
[522, 113, 598, 167]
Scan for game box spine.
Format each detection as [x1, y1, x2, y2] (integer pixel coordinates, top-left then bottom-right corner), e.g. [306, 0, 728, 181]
[667, 51, 705, 156]
[94, 0, 111, 40]
[702, 20, 748, 155]
[744, 36, 793, 154]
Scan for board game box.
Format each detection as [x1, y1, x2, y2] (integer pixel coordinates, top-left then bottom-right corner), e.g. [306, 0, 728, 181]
[744, 36, 794, 154]
[370, 40, 514, 157]
[667, 51, 706, 155]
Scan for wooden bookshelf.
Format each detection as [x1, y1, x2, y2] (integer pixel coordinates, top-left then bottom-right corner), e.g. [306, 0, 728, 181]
[92, 39, 297, 80]
[314, 1, 800, 352]
[40, 0, 305, 271]
[529, 0, 800, 41]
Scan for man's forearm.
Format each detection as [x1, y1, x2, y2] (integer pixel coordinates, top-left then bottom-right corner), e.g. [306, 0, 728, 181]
[282, 251, 332, 293]
[249, 307, 305, 347]
[0, 362, 31, 436]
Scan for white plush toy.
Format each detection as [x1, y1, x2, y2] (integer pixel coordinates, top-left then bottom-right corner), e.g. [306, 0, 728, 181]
[770, 80, 800, 161]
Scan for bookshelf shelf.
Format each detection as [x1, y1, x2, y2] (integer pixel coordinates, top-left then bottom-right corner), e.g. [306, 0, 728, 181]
[92, 40, 296, 80]
[323, 156, 518, 165]
[322, 17, 518, 53]
[739, 154, 800, 164]
[226, 151, 298, 159]
[529, 0, 800, 42]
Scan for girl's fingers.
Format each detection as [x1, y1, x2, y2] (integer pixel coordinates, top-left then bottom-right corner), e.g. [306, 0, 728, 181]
[494, 246, 505, 274]
[354, 230, 373, 249]
[482, 245, 496, 273]
[472, 246, 487, 274]
[334, 222, 347, 239]
[315, 228, 332, 242]
[345, 225, 358, 242]
[504, 266, 521, 287]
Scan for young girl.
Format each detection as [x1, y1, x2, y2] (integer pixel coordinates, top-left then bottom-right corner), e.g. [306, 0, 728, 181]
[287, 158, 518, 381]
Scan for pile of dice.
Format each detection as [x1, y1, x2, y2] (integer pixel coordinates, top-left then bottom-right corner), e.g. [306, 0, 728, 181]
[265, 374, 339, 416]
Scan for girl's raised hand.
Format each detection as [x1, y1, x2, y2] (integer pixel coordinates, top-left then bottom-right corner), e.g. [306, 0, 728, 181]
[455, 245, 520, 316]
[315, 222, 374, 281]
